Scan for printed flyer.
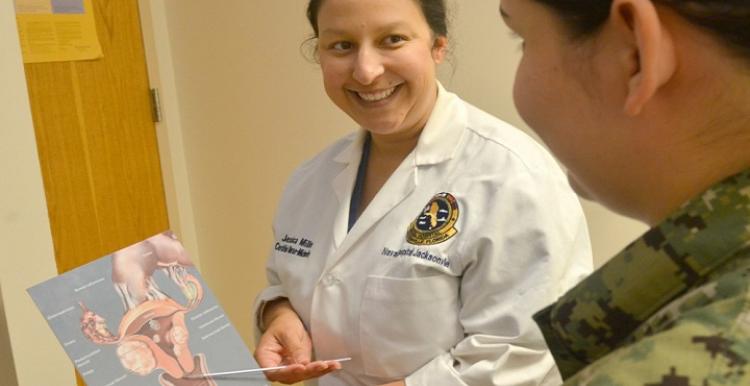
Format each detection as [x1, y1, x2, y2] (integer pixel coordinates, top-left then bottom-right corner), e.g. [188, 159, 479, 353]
[14, 0, 103, 63]
[28, 231, 267, 386]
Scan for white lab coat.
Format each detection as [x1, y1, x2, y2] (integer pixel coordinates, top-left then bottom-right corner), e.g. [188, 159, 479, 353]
[254, 84, 592, 386]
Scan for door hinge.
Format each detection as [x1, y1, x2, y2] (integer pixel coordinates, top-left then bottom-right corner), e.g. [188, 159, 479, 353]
[149, 88, 162, 123]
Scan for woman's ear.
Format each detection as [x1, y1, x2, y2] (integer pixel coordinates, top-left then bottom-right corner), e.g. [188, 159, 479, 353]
[611, 0, 676, 116]
[432, 36, 448, 64]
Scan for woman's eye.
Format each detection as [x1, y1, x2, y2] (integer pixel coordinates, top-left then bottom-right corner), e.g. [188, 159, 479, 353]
[384, 35, 406, 45]
[331, 41, 353, 51]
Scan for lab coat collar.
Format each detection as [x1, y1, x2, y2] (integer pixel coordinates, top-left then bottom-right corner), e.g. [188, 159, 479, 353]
[414, 81, 466, 166]
[333, 130, 366, 165]
[330, 134, 363, 248]
[331, 81, 466, 167]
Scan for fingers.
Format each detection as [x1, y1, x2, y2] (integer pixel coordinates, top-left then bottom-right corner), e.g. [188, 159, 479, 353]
[321, 359, 343, 371]
[264, 360, 341, 384]
[254, 331, 286, 368]
[256, 310, 313, 366]
[255, 349, 340, 383]
[277, 329, 312, 364]
[253, 304, 344, 383]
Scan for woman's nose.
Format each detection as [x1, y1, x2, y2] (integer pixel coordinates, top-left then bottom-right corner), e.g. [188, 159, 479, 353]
[352, 47, 385, 85]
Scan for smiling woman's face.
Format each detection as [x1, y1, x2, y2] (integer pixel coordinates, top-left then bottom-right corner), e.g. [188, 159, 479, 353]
[316, 0, 447, 138]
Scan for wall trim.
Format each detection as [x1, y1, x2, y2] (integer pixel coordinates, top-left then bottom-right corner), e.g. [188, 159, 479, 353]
[138, 0, 202, 268]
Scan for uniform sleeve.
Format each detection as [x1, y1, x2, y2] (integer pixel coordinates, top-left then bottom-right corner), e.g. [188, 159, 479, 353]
[561, 316, 750, 386]
[406, 168, 593, 386]
[252, 244, 288, 343]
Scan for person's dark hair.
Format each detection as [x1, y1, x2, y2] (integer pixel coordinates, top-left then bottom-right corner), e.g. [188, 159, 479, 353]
[306, 0, 448, 38]
[533, 0, 750, 60]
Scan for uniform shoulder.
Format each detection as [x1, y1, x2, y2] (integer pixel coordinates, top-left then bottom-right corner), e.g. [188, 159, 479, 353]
[287, 131, 358, 180]
[459, 99, 559, 174]
[273, 131, 357, 223]
[278, 129, 357, 195]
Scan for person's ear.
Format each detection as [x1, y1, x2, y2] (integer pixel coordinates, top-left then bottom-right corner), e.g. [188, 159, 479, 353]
[611, 0, 676, 116]
[432, 36, 448, 64]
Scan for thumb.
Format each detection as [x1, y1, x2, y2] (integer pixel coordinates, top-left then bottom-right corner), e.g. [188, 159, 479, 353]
[277, 329, 312, 364]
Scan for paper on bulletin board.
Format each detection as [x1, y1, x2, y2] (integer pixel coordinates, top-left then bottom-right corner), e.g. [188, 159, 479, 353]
[14, 0, 103, 63]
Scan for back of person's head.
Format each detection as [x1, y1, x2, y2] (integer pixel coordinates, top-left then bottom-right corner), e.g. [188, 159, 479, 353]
[533, 0, 750, 63]
[306, 0, 448, 38]
[501, 0, 750, 223]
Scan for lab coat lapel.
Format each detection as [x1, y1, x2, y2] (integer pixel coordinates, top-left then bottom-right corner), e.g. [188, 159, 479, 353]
[325, 159, 418, 272]
[330, 132, 366, 250]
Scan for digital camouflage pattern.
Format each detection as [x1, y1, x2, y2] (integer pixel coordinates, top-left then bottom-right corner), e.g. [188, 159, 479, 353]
[534, 170, 750, 385]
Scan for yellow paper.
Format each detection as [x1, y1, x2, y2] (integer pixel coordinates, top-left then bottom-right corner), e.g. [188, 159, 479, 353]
[15, 0, 103, 63]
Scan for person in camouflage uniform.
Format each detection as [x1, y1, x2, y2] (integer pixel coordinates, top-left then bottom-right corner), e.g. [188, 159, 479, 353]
[499, 0, 750, 384]
[535, 172, 750, 385]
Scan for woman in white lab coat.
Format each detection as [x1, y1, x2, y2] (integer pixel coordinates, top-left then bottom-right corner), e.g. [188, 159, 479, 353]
[253, 1, 592, 385]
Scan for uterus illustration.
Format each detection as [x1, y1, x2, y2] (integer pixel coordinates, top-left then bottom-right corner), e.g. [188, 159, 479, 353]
[80, 232, 216, 386]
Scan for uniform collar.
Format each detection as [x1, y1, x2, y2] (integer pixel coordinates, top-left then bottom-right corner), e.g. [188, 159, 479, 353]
[534, 169, 750, 379]
[333, 82, 466, 166]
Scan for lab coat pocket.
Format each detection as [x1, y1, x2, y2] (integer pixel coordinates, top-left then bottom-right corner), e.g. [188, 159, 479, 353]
[359, 274, 461, 378]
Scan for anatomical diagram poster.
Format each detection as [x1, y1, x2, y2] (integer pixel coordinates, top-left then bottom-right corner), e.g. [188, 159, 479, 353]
[28, 231, 267, 386]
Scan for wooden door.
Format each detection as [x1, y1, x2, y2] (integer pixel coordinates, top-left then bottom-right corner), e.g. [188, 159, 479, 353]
[22, 1, 169, 383]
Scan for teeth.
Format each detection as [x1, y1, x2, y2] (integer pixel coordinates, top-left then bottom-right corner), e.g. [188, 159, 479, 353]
[357, 86, 397, 102]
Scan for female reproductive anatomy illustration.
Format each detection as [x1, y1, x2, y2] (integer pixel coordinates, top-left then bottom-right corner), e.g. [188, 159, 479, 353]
[28, 230, 263, 386]
[79, 231, 217, 386]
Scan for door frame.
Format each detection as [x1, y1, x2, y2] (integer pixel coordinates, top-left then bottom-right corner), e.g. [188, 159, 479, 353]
[0, 3, 75, 385]
[137, 0, 201, 267]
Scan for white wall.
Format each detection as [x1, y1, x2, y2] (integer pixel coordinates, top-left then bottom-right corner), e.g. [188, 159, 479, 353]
[145, 0, 647, 351]
[0, 1, 76, 385]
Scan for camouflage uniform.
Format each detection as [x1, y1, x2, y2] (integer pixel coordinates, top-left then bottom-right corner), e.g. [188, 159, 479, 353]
[534, 170, 750, 385]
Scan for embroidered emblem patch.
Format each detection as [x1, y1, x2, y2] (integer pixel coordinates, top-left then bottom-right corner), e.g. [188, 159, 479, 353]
[406, 192, 459, 245]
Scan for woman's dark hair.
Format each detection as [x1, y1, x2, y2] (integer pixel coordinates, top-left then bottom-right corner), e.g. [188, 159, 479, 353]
[306, 0, 448, 38]
[533, 0, 750, 60]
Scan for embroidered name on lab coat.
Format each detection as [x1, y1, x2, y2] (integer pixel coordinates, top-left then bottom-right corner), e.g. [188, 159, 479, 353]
[275, 234, 314, 257]
[381, 247, 451, 268]
[406, 192, 459, 245]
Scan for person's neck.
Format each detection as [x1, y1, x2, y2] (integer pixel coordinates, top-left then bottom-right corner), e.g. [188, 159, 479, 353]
[367, 82, 439, 162]
[638, 127, 750, 226]
[635, 56, 750, 225]
[369, 129, 421, 162]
